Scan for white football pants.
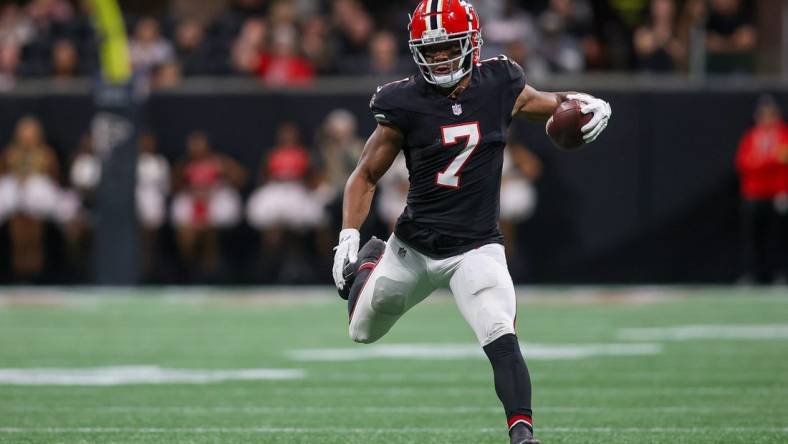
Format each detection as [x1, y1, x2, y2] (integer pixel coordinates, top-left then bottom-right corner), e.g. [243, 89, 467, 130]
[349, 233, 517, 346]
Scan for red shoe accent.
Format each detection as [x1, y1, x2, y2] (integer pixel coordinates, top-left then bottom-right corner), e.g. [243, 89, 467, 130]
[348, 253, 384, 321]
[507, 414, 533, 430]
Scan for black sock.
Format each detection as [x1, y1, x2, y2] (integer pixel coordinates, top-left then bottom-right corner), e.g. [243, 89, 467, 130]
[483, 333, 533, 431]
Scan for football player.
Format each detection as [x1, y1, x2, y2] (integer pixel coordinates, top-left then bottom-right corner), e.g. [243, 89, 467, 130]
[332, 1, 611, 443]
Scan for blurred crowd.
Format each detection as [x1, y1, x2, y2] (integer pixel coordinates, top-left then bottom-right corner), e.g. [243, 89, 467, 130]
[0, 0, 762, 90]
[0, 109, 544, 283]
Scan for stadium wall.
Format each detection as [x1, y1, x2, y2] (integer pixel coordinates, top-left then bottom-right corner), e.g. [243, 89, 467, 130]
[0, 81, 786, 284]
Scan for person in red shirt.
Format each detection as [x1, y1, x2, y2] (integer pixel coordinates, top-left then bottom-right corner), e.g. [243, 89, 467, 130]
[171, 131, 247, 277]
[256, 27, 314, 86]
[735, 95, 788, 283]
[247, 122, 325, 282]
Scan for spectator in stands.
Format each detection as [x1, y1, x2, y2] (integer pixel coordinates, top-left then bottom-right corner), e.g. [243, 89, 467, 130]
[301, 16, 333, 74]
[174, 19, 211, 76]
[0, 39, 19, 90]
[267, 0, 299, 35]
[331, 0, 374, 59]
[706, 0, 756, 74]
[169, 0, 225, 27]
[676, 0, 707, 71]
[247, 122, 324, 282]
[136, 133, 170, 230]
[129, 17, 174, 75]
[537, 0, 585, 73]
[481, 0, 539, 60]
[500, 140, 542, 262]
[171, 131, 246, 277]
[26, 0, 73, 29]
[66, 132, 170, 279]
[230, 17, 266, 75]
[633, 0, 685, 72]
[136, 133, 170, 279]
[0, 116, 61, 278]
[51, 38, 78, 80]
[366, 31, 409, 76]
[540, 0, 600, 70]
[735, 95, 788, 284]
[0, 3, 35, 89]
[150, 61, 182, 90]
[61, 133, 97, 277]
[69, 134, 100, 199]
[314, 109, 363, 228]
[0, 3, 36, 48]
[503, 39, 548, 80]
[256, 25, 314, 86]
[599, 0, 649, 70]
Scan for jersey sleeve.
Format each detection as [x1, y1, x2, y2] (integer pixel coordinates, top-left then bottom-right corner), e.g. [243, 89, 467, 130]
[501, 55, 526, 104]
[369, 83, 408, 132]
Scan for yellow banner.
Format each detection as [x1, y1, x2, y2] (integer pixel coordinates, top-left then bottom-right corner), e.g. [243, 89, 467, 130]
[89, 0, 131, 83]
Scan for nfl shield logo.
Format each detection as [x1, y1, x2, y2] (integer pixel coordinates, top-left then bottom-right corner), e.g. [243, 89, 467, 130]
[452, 103, 462, 116]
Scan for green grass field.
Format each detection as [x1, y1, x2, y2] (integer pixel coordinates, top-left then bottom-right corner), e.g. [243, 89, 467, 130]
[0, 287, 786, 444]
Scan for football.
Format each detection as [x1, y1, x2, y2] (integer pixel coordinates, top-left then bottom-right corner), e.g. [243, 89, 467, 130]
[546, 99, 592, 150]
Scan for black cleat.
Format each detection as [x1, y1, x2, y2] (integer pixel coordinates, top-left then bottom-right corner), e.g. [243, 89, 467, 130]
[510, 423, 540, 444]
[337, 236, 386, 300]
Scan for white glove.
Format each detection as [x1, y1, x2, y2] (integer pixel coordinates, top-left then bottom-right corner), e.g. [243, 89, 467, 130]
[332, 228, 360, 290]
[567, 93, 611, 143]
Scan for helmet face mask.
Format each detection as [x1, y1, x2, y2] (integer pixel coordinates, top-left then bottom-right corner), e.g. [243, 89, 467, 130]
[409, 29, 480, 88]
[408, 0, 482, 88]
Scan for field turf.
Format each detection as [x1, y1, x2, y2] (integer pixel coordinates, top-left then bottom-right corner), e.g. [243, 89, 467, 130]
[0, 287, 786, 443]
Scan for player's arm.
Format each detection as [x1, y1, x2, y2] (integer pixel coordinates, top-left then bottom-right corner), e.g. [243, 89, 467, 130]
[342, 123, 403, 229]
[332, 123, 403, 289]
[512, 86, 574, 122]
[512, 85, 612, 143]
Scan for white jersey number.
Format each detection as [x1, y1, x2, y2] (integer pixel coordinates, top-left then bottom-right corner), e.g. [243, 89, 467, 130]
[436, 122, 481, 189]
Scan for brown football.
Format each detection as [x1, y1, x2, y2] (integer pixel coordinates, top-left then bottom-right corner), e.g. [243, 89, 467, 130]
[546, 99, 592, 150]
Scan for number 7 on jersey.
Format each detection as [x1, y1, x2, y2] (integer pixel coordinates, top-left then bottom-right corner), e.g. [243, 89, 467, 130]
[436, 122, 481, 189]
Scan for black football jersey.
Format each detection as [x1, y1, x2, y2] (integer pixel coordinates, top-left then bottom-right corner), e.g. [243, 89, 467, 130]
[370, 56, 526, 258]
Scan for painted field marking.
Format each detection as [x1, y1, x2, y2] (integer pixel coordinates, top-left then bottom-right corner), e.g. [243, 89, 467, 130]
[289, 343, 662, 361]
[0, 405, 766, 414]
[0, 366, 304, 385]
[618, 324, 788, 341]
[0, 426, 785, 434]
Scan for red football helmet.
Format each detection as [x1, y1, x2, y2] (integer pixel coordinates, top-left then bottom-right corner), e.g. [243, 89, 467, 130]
[408, 0, 482, 87]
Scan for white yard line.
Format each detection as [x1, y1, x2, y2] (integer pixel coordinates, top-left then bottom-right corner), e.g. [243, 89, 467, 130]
[0, 405, 766, 414]
[0, 366, 304, 385]
[0, 426, 785, 434]
[618, 324, 788, 341]
[289, 343, 662, 361]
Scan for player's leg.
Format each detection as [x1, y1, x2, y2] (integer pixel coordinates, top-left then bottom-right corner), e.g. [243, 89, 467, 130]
[348, 234, 432, 344]
[448, 244, 538, 444]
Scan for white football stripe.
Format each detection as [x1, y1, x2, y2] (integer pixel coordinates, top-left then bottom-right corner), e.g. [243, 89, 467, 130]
[288, 343, 661, 361]
[618, 324, 788, 341]
[424, 0, 432, 31]
[0, 366, 304, 385]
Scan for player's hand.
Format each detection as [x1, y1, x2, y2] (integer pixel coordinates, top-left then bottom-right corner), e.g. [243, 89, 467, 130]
[332, 228, 360, 290]
[568, 93, 611, 143]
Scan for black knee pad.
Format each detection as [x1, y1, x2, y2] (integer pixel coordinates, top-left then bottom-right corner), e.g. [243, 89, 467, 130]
[483, 333, 522, 361]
